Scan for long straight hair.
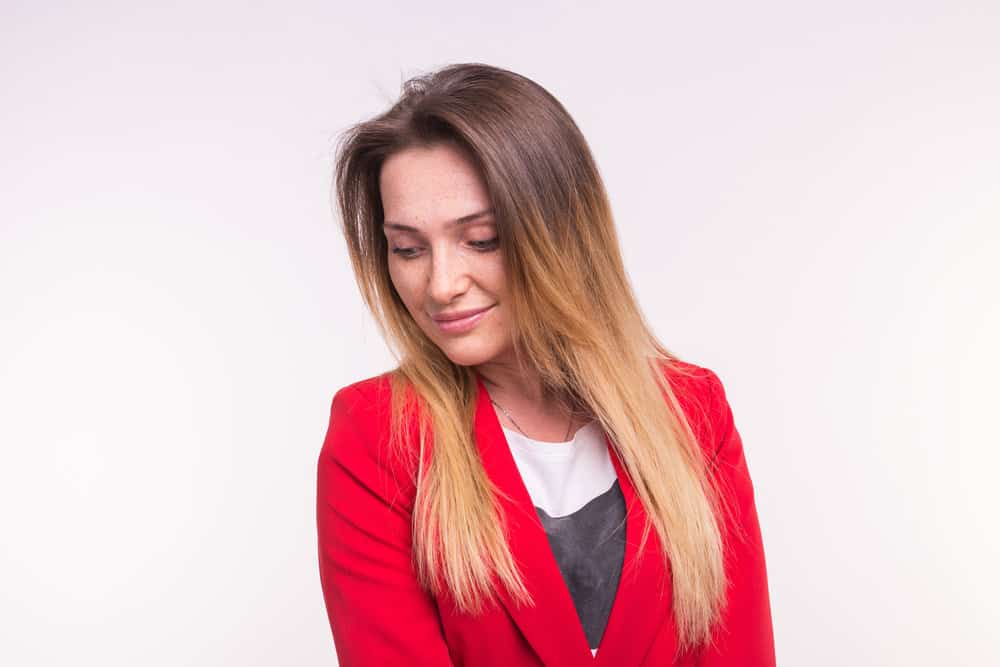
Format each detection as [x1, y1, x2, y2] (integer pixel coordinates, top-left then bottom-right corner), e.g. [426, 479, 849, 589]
[333, 63, 728, 654]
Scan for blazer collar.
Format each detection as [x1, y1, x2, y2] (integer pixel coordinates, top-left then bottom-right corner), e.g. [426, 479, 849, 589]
[472, 372, 678, 667]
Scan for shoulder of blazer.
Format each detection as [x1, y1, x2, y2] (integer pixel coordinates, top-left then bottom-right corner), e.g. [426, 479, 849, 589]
[322, 370, 418, 511]
[336, 369, 395, 402]
[331, 371, 396, 429]
[656, 357, 732, 466]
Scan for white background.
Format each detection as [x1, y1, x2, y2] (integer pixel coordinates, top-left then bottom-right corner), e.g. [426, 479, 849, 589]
[2, 1, 997, 665]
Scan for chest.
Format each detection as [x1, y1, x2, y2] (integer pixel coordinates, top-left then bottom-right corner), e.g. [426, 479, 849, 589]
[433, 422, 694, 667]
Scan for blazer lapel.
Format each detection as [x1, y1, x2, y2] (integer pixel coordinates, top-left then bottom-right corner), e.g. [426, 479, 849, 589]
[592, 438, 678, 666]
[473, 373, 594, 666]
[471, 373, 677, 666]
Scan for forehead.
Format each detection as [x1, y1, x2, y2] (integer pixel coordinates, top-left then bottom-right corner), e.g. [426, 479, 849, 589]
[379, 142, 492, 228]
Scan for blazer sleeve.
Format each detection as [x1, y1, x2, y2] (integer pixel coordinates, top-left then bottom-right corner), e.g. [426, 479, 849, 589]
[696, 370, 777, 666]
[316, 385, 455, 667]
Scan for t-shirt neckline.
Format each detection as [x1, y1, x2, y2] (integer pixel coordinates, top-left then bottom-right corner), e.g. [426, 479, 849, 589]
[500, 419, 597, 447]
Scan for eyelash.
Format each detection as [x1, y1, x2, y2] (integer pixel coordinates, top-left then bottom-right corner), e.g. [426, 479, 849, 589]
[391, 238, 500, 259]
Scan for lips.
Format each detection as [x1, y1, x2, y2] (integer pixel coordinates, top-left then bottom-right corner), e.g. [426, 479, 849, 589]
[431, 305, 495, 334]
[431, 306, 493, 322]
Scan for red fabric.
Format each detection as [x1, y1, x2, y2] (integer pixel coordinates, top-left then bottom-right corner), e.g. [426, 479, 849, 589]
[316, 361, 775, 666]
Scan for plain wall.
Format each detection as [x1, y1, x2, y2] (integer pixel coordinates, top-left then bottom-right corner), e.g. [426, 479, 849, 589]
[1, 1, 997, 665]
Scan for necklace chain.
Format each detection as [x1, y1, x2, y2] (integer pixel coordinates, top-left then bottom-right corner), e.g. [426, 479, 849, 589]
[489, 396, 574, 442]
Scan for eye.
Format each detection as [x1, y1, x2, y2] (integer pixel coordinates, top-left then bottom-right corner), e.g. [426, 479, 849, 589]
[468, 237, 499, 251]
[391, 246, 421, 259]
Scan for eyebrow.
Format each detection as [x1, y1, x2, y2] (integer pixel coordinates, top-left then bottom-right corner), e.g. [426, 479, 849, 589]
[382, 208, 494, 232]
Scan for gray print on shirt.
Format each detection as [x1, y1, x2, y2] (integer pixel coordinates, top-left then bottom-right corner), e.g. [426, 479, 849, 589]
[535, 478, 627, 649]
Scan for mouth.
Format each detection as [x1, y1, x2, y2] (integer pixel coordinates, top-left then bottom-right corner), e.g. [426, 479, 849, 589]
[432, 305, 495, 333]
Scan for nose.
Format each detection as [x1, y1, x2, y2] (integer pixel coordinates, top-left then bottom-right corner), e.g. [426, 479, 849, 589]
[427, 243, 471, 305]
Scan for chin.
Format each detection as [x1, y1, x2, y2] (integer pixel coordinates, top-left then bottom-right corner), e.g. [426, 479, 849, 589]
[433, 338, 502, 368]
[439, 347, 494, 368]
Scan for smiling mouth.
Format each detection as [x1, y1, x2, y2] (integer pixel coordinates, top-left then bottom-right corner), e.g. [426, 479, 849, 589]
[432, 305, 495, 333]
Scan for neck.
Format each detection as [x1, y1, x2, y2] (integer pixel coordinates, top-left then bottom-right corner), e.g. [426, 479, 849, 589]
[473, 357, 546, 405]
[473, 352, 587, 424]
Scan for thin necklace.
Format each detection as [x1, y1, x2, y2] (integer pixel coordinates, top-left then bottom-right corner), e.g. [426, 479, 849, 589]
[489, 396, 574, 442]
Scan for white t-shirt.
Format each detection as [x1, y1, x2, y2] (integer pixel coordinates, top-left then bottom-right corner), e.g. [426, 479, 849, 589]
[502, 421, 627, 658]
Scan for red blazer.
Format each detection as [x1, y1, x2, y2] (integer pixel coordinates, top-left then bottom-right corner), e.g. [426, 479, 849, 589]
[317, 361, 775, 666]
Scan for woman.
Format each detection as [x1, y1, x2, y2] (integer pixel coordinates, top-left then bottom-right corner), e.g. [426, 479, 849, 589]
[317, 63, 775, 666]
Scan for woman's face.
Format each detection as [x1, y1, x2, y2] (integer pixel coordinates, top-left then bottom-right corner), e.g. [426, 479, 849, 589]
[380, 141, 513, 367]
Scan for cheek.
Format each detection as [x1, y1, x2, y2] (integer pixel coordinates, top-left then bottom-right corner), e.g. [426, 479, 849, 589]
[387, 261, 422, 310]
[477, 255, 508, 295]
